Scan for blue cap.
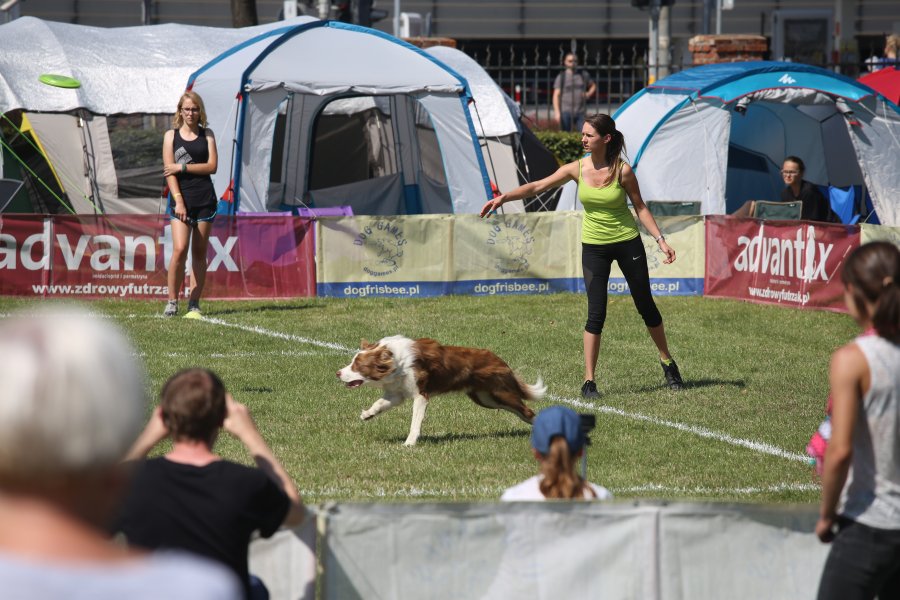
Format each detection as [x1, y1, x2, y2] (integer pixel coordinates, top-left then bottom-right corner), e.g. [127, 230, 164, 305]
[530, 405, 585, 455]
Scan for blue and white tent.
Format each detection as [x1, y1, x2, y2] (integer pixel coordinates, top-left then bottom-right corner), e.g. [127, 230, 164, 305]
[613, 61, 900, 225]
[189, 20, 492, 216]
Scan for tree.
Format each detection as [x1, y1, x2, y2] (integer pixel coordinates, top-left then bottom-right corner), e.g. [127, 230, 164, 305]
[231, 0, 258, 27]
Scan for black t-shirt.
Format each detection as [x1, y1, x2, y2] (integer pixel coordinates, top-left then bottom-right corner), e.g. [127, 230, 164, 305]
[115, 458, 290, 597]
[781, 180, 839, 223]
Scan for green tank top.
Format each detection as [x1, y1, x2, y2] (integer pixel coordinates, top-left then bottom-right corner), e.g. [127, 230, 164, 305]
[578, 158, 638, 245]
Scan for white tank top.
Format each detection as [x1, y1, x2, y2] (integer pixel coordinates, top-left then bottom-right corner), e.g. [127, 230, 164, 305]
[839, 334, 900, 530]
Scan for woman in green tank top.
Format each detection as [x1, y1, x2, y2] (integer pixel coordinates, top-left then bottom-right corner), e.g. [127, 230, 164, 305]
[480, 114, 684, 396]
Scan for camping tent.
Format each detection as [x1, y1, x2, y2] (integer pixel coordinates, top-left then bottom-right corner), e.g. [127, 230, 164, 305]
[0, 16, 313, 215]
[188, 20, 493, 216]
[423, 45, 559, 213]
[612, 61, 900, 226]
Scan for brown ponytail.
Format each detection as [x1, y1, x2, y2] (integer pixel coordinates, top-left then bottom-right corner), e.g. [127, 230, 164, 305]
[584, 113, 627, 184]
[841, 241, 900, 342]
[538, 437, 596, 499]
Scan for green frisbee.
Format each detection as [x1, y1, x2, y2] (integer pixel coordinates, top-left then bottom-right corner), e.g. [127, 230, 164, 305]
[39, 74, 82, 89]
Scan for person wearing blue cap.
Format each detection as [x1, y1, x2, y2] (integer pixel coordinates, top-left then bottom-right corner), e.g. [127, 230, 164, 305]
[501, 406, 612, 501]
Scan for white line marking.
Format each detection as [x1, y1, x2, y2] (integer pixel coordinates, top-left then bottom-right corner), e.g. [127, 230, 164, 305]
[551, 394, 811, 463]
[200, 316, 353, 353]
[137, 350, 324, 359]
[156, 315, 811, 466]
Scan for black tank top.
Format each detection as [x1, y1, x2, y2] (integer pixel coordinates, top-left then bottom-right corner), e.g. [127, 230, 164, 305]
[173, 128, 216, 207]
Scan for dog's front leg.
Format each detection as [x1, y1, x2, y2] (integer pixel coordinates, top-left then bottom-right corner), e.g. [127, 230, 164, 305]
[360, 396, 401, 421]
[404, 394, 429, 446]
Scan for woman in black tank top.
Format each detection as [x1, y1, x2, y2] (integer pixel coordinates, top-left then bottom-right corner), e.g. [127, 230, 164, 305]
[161, 91, 218, 319]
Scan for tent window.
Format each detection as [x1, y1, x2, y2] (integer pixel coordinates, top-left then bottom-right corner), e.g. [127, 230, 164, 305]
[107, 114, 166, 198]
[309, 96, 398, 191]
[412, 101, 448, 187]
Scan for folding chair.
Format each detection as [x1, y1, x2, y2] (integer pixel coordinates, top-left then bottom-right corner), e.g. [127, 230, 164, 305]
[751, 200, 802, 220]
[646, 201, 701, 217]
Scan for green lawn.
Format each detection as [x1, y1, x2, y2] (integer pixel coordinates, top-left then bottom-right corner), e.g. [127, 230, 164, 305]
[0, 293, 856, 504]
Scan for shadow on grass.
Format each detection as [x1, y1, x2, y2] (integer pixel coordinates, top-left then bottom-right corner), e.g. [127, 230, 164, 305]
[391, 429, 530, 445]
[209, 303, 320, 317]
[629, 378, 747, 394]
[239, 386, 275, 393]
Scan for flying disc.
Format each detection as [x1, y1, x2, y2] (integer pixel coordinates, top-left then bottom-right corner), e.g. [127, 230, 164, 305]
[39, 74, 81, 89]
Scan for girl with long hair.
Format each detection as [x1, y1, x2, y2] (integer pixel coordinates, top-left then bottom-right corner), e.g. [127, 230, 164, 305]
[816, 241, 900, 599]
[502, 405, 611, 500]
[162, 91, 218, 318]
[481, 113, 683, 397]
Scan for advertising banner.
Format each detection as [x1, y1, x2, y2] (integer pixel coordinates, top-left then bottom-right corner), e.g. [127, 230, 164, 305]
[317, 212, 705, 298]
[452, 212, 581, 295]
[704, 216, 859, 311]
[860, 222, 900, 247]
[317, 215, 452, 298]
[0, 215, 315, 299]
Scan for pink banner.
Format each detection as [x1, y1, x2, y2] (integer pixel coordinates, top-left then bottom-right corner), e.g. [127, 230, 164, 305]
[0, 215, 315, 299]
[704, 216, 860, 312]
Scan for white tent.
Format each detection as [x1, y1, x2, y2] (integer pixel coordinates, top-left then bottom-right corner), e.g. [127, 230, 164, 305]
[612, 61, 900, 225]
[0, 16, 312, 214]
[423, 45, 527, 213]
[188, 20, 493, 216]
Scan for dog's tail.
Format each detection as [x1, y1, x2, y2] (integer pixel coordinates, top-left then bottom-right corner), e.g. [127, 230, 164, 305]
[520, 376, 546, 401]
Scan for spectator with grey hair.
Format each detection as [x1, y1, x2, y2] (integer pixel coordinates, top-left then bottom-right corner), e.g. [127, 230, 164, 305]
[0, 307, 241, 599]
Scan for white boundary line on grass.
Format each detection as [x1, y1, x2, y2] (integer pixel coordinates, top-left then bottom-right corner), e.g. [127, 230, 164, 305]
[551, 394, 811, 463]
[196, 316, 809, 465]
[201, 316, 352, 353]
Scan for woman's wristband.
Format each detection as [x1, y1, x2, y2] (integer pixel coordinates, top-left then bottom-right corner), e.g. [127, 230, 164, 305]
[174, 193, 183, 198]
[181, 163, 186, 174]
[655, 234, 665, 243]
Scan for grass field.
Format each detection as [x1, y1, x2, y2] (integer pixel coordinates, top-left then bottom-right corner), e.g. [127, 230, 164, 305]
[0, 293, 857, 505]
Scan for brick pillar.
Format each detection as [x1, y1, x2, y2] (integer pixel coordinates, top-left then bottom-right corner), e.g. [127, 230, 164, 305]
[688, 35, 767, 65]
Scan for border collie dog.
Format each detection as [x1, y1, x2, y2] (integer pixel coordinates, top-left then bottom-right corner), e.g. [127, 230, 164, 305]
[337, 336, 545, 446]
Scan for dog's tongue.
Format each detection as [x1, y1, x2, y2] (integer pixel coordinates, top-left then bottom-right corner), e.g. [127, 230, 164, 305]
[346, 380, 363, 388]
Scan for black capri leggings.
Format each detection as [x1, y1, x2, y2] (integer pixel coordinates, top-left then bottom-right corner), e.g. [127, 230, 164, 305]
[582, 235, 663, 335]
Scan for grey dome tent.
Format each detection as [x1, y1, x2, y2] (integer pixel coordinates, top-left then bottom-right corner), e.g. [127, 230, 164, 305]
[188, 20, 493, 216]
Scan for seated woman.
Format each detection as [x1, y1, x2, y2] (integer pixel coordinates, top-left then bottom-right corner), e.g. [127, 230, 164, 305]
[501, 405, 612, 501]
[732, 156, 839, 223]
[779, 156, 839, 223]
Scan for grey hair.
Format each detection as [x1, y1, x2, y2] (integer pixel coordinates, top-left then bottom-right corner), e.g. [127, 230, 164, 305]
[0, 306, 146, 482]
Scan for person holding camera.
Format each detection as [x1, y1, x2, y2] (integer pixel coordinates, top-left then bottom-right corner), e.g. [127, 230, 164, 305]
[501, 406, 612, 501]
[114, 368, 305, 600]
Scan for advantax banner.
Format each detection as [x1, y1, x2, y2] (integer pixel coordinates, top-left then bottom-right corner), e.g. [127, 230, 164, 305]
[0, 215, 315, 299]
[704, 216, 859, 312]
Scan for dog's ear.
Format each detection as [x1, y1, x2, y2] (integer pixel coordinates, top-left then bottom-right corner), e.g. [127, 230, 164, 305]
[360, 339, 370, 349]
[375, 347, 394, 373]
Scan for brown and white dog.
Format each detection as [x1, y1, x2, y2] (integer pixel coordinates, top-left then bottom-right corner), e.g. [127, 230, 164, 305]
[337, 335, 545, 446]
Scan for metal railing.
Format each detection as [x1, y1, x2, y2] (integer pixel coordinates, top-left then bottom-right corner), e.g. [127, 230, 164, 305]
[460, 42, 876, 128]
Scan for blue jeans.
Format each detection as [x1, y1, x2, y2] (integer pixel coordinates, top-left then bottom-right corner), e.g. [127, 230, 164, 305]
[560, 111, 584, 133]
[817, 518, 900, 600]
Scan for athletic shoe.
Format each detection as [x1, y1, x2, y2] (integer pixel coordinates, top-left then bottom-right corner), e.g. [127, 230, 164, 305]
[184, 300, 202, 319]
[580, 380, 600, 399]
[661, 360, 684, 390]
[163, 300, 178, 318]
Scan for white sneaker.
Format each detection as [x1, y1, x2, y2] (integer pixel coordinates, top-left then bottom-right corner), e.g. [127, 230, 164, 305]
[163, 300, 178, 318]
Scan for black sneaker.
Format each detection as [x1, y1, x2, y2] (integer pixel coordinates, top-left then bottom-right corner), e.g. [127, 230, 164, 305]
[661, 360, 684, 390]
[581, 380, 600, 399]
